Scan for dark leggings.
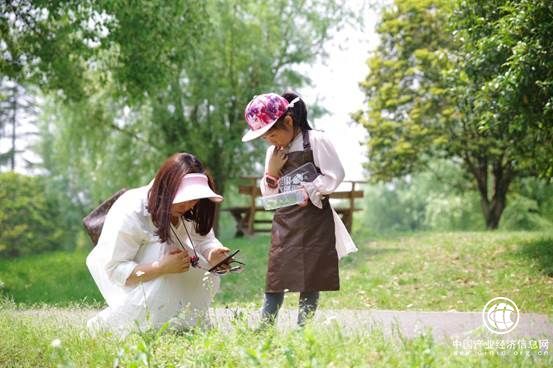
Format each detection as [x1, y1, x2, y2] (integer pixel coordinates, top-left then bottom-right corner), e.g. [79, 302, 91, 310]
[261, 291, 319, 326]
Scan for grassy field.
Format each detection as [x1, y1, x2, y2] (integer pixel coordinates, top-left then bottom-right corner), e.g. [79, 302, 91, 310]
[1, 302, 550, 368]
[1, 231, 552, 315]
[1, 230, 552, 367]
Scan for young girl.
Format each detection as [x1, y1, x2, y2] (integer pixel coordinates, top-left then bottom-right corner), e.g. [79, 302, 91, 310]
[242, 92, 357, 326]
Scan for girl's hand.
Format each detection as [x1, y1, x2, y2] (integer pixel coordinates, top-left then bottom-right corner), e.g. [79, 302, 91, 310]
[267, 147, 288, 177]
[160, 250, 190, 274]
[298, 187, 309, 207]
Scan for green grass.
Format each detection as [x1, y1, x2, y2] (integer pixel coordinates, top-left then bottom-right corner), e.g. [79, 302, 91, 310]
[1, 231, 552, 315]
[333, 231, 553, 316]
[0, 250, 103, 307]
[1, 231, 553, 367]
[1, 303, 550, 368]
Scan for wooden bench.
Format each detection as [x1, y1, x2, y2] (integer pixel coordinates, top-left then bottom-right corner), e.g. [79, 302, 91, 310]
[223, 177, 365, 237]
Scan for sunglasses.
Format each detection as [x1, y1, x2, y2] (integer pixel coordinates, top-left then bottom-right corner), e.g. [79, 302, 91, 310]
[170, 218, 245, 276]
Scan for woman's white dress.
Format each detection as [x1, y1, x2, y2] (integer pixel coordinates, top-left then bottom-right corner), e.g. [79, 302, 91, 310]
[86, 185, 222, 336]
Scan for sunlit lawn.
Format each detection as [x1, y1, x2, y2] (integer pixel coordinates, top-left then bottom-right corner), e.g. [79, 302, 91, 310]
[1, 231, 552, 315]
[2, 230, 553, 367]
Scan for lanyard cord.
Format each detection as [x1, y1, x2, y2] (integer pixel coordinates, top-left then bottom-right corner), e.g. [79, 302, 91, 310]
[169, 217, 199, 260]
[170, 217, 243, 275]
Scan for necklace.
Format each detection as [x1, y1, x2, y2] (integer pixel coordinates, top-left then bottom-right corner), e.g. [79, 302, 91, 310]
[169, 217, 200, 267]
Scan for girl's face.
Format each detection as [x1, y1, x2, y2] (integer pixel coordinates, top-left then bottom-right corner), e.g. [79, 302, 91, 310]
[171, 200, 199, 217]
[261, 116, 296, 148]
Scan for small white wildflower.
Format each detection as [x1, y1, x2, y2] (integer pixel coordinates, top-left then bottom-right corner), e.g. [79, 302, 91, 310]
[323, 316, 337, 326]
[283, 288, 290, 293]
[135, 271, 145, 277]
[51, 338, 62, 348]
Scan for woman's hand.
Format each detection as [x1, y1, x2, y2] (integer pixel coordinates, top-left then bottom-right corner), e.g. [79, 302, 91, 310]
[125, 250, 190, 286]
[208, 247, 231, 273]
[207, 247, 230, 267]
[160, 250, 191, 274]
[267, 147, 288, 177]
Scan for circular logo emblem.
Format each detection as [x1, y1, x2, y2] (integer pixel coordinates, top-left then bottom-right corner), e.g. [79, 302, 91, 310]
[482, 297, 519, 334]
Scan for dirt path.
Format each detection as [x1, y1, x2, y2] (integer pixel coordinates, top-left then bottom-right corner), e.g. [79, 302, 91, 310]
[10, 307, 553, 342]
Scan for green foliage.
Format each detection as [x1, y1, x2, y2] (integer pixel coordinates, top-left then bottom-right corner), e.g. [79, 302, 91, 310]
[358, 161, 482, 234]
[499, 178, 553, 231]
[424, 192, 483, 231]
[499, 194, 552, 231]
[358, 161, 553, 234]
[353, 0, 553, 228]
[454, 0, 553, 177]
[0, 1, 207, 102]
[36, 0, 352, 214]
[39, 91, 165, 203]
[353, 0, 456, 182]
[0, 172, 64, 257]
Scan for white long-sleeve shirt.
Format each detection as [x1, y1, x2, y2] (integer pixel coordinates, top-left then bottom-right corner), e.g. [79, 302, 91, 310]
[260, 129, 345, 198]
[86, 184, 221, 335]
[260, 129, 357, 259]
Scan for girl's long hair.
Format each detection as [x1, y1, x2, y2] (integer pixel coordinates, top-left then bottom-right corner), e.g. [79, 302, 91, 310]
[147, 153, 216, 243]
[270, 91, 312, 133]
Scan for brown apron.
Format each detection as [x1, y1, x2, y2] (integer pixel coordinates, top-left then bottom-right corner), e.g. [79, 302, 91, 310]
[266, 130, 339, 293]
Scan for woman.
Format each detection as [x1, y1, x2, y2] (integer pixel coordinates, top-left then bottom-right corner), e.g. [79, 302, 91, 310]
[86, 153, 230, 335]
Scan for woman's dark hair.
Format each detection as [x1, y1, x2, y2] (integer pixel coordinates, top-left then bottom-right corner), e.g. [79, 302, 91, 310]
[269, 91, 312, 133]
[147, 153, 216, 243]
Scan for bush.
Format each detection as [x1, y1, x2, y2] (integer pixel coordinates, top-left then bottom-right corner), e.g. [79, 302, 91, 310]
[0, 172, 63, 257]
[424, 191, 483, 230]
[500, 194, 553, 231]
[359, 160, 481, 234]
[358, 161, 553, 233]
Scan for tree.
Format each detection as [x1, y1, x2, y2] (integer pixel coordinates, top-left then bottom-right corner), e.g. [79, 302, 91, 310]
[453, 0, 553, 178]
[353, 0, 553, 229]
[38, 0, 353, 232]
[1, 0, 207, 101]
[0, 172, 63, 257]
[0, 78, 38, 172]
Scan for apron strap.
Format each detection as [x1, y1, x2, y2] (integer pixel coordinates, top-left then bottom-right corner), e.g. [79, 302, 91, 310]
[302, 129, 311, 151]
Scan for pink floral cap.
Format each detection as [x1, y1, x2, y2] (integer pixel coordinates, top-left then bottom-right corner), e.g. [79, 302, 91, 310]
[242, 93, 300, 142]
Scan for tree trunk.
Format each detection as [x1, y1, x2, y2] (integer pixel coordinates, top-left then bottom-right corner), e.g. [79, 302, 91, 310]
[466, 157, 514, 229]
[10, 85, 16, 171]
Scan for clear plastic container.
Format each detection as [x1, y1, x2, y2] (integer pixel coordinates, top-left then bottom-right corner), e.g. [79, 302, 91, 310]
[279, 162, 318, 192]
[261, 189, 306, 210]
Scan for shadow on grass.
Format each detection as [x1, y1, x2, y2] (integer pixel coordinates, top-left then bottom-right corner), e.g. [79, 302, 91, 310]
[515, 234, 553, 277]
[364, 247, 405, 257]
[341, 246, 405, 268]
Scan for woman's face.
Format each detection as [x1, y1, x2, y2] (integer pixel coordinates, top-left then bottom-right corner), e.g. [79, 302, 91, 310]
[171, 200, 199, 217]
[261, 116, 296, 148]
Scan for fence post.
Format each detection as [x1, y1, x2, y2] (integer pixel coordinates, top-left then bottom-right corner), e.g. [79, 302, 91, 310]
[346, 181, 356, 231]
[247, 177, 257, 234]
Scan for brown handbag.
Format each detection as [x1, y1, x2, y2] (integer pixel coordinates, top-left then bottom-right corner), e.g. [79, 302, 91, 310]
[82, 188, 128, 246]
